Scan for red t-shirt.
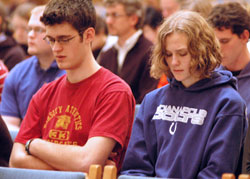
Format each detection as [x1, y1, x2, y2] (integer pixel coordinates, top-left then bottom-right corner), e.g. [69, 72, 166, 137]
[16, 68, 135, 171]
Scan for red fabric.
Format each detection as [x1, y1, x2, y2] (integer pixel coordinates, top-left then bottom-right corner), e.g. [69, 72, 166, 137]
[157, 74, 168, 88]
[16, 68, 135, 171]
[0, 60, 8, 101]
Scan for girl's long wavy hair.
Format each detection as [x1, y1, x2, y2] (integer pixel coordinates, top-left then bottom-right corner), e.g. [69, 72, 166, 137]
[150, 11, 222, 80]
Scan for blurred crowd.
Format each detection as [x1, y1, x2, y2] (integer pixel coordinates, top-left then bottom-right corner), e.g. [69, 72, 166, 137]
[1, 0, 250, 178]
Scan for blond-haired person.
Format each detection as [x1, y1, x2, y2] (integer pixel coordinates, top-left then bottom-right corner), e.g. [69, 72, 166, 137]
[121, 11, 247, 178]
[0, 6, 65, 131]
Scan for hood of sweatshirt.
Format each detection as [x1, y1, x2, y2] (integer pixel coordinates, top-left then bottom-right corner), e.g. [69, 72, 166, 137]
[169, 70, 237, 92]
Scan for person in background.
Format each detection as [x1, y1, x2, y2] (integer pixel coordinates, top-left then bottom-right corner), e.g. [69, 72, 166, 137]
[98, 0, 158, 103]
[0, 60, 8, 102]
[2, 0, 29, 14]
[92, 15, 108, 59]
[0, 115, 13, 167]
[160, 0, 183, 18]
[182, 0, 212, 18]
[208, 2, 250, 175]
[9, 0, 135, 173]
[0, 1, 26, 70]
[143, 0, 160, 10]
[2, 0, 48, 14]
[157, 0, 185, 88]
[207, 2, 250, 120]
[11, 2, 36, 57]
[143, 6, 163, 44]
[142, 5, 167, 88]
[94, 4, 118, 54]
[121, 11, 247, 178]
[0, 6, 65, 131]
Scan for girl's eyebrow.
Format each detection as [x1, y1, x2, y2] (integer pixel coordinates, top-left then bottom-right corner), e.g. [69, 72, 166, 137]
[176, 48, 188, 52]
[165, 48, 188, 52]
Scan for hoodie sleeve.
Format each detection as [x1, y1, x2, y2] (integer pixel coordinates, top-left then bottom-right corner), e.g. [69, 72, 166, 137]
[121, 97, 157, 176]
[242, 117, 250, 174]
[198, 112, 247, 178]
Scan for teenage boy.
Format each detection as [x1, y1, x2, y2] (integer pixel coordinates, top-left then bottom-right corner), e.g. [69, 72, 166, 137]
[10, 0, 135, 173]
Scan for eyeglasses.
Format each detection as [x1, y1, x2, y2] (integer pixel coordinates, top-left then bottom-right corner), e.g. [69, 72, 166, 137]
[43, 35, 77, 46]
[27, 27, 45, 34]
[106, 12, 127, 19]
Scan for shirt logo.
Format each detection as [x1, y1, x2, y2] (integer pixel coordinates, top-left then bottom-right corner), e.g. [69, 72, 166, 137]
[49, 130, 70, 140]
[152, 104, 207, 135]
[56, 115, 71, 129]
[43, 105, 83, 145]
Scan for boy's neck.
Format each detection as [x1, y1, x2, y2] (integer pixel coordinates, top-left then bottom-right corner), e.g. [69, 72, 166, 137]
[66, 55, 100, 83]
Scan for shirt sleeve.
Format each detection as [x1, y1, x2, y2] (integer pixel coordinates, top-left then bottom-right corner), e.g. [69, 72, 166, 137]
[198, 113, 247, 178]
[242, 118, 250, 173]
[0, 70, 20, 118]
[121, 98, 157, 176]
[14, 90, 43, 144]
[88, 90, 135, 148]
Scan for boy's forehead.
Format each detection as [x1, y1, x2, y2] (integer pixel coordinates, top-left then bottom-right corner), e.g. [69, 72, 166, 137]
[106, 3, 125, 11]
[45, 22, 76, 35]
[214, 27, 234, 36]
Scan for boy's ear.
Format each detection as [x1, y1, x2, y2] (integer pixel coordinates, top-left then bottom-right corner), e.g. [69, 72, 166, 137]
[240, 29, 250, 42]
[83, 27, 95, 43]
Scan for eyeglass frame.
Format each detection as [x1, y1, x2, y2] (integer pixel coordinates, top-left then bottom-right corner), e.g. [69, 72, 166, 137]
[27, 26, 46, 34]
[43, 27, 89, 46]
[43, 34, 78, 46]
[105, 12, 128, 19]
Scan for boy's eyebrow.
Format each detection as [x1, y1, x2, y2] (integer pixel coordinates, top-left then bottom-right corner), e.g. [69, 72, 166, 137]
[46, 35, 73, 39]
[219, 37, 231, 40]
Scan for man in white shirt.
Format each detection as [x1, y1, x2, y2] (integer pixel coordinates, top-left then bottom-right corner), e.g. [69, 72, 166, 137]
[98, 0, 158, 103]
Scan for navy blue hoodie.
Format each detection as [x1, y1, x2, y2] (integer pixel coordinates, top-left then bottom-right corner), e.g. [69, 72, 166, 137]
[121, 70, 247, 178]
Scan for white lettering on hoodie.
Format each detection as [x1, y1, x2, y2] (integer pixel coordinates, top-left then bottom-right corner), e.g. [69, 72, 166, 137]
[152, 104, 207, 135]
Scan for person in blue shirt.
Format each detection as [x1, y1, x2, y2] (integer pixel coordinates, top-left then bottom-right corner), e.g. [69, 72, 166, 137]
[0, 6, 65, 131]
[206, 3, 250, 174]
[207, 2, 250, 121]
[121, 11, 247, 178]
